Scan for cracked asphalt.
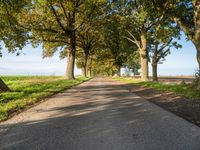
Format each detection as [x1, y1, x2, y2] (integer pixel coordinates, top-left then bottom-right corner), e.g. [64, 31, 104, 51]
[0, 78, 200, 150]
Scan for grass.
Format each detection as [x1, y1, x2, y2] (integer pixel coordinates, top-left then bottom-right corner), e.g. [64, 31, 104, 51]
[0, 76, 89, 121]
[112, 77, 200, 100]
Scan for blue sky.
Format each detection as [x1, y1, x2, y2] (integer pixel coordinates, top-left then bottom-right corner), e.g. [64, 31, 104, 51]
[155, 33, 198, 76]
[0, 33, 198, 76]
[0, 45, 82, 76]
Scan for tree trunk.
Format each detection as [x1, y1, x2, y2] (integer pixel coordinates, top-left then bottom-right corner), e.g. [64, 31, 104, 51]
[152, 63, 158, 81]
[87, 69, 90, 77]
[89, 67, 92, 77]
[81, 68, 85, 77]
[152, 50, 158, 82]
[83, 54, 88, 77]
[88, 58, 93, 77]
[0, 78, 9, 92]
[117, 65, 121, 76]
[197, 47, 200, 70]
[193, 41, 200, 70]
[65, 32, 76, 80]
[65, 50, 75, 80]
[194, 7, 200, 70]
[83, 65, 87, 77]
[152, 33, 158, 82]
[140, 29, 149, 81]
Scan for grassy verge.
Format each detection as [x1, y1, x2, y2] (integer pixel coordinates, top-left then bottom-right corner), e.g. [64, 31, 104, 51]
[112, 77, 200, 100]
[0, 76, 89, 121]
[113, 77, 200, 126]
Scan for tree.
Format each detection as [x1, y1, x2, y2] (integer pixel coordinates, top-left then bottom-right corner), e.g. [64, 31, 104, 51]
[88, 0, 143, 77]
[151, 0, 200, 70]
[19, 0, 102, 79]
[0, 0, 29, 91]
[102, 15, 124, 76]
[88, 48, 118, 76]
[124, 1, 153, 81]
[125, 51, 140, 76]
[76, 1, 105, 77]
[101, 0, 132, 76]
[148, 19, 182, 81]
[77, 28, 101, 77]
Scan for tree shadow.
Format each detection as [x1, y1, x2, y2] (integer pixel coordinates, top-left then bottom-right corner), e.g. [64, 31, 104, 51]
[0, 79, 200, 150]
[127, 83, 200, 127]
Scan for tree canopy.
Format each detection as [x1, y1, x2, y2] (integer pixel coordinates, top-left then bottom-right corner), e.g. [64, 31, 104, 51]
[0, 0, 199, 86]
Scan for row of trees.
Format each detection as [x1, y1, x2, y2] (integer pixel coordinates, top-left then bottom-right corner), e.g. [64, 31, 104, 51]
[0, 0, 199, 91]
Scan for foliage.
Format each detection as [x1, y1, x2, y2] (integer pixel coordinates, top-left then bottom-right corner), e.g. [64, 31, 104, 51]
[0, 0, 198, 81]
[149, 0, 194, 39]
[125, 51, 140, 75]
[0, 0, 29, 55]
[148, 19, 182, 65]
[150, 0, 200, 71]
[75, 1, 105, 76]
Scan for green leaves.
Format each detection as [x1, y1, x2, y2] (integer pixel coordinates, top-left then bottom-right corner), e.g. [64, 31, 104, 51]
[0, 0, 29, 53]
[0, 0, 195, 78]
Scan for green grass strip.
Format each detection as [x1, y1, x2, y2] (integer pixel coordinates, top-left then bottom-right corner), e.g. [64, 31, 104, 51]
[112, 77, 200, 100]
[0, 76, 89, 121]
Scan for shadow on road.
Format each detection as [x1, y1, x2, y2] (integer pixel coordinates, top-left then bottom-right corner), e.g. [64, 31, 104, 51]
[0, 79, 200, 150]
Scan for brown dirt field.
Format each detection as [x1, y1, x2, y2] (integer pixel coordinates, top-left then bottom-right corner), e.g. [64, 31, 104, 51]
[157, 76, 194, 84]
[130, 76, 194, 84]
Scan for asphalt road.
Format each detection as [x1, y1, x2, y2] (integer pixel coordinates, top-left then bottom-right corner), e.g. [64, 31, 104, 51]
[1, 78, 200, 150]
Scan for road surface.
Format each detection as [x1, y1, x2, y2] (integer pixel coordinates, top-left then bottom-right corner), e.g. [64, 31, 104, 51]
[0, 78, 200, 150]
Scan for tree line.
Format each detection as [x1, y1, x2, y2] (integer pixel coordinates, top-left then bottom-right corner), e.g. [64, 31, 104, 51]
[0, 0, 199, 91]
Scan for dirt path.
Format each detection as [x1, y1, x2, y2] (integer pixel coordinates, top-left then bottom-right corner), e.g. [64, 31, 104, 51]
[0, 78, 200, 150]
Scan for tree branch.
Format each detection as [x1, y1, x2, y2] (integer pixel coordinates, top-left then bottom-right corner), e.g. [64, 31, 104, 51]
[59, 2, 68, 20]
[158, 38, 173, 53]
[124, 30, 141, 49]
[173, 17, 194, 40]
[49, 1, 67, 35]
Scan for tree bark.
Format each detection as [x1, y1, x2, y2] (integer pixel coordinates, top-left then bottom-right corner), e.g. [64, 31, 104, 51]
[65, 31, 76, 80]
[89, 67, 92, 77]
[152, 63, 158, 81]
[140, 29, 149, 81]
[81, 68, 85, 77]
[65, 50, 75, 80]
[117, 65, 121, 76]
[152, 48, 158, 82]
[176, 1, 200, 70]
[193, 40, 200, 70]
[83, 65, 87, 77]
[194, 5, 200, 70]
[83, 54, 88, 77]
[152, 32, 158, 82]
[0, 78, 9, 92]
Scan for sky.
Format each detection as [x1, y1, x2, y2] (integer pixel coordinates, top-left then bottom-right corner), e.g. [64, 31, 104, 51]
[0, 33, 198, 76]
[155, 34, 198, 76]
[0, 45, 82, 76]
